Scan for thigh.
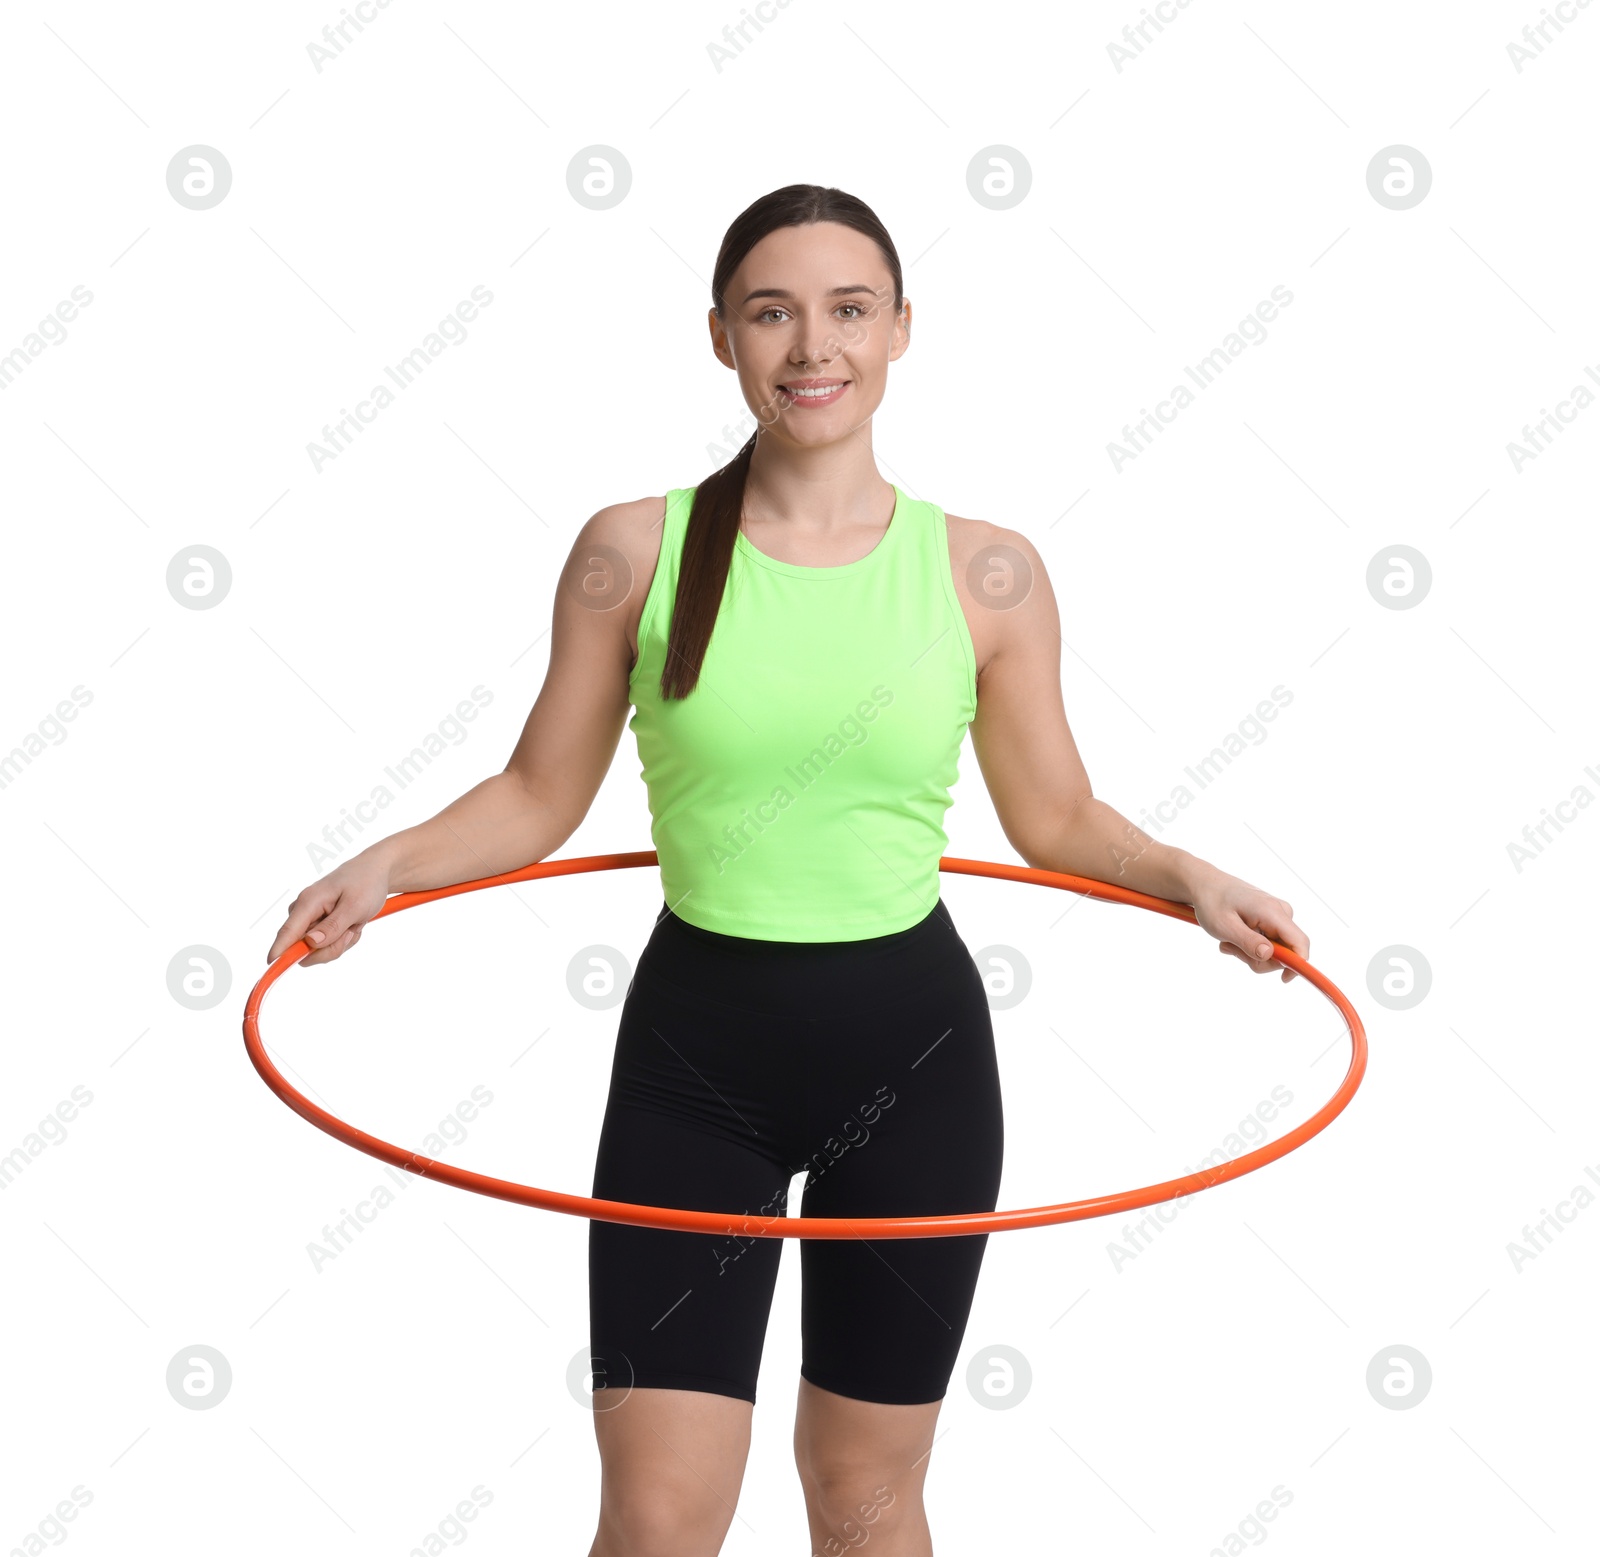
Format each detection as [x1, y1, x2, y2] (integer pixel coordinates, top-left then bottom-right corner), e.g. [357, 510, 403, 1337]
[589, 1386, 755, 1553]
[796, 908, 1005, 1405]
[589, 963, 794, 1406]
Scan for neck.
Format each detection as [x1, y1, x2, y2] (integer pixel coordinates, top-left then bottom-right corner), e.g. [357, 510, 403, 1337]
[741, 434, 893, 530]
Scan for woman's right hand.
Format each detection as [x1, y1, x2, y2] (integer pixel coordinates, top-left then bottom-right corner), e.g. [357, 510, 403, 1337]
[267, 852, 394, 967]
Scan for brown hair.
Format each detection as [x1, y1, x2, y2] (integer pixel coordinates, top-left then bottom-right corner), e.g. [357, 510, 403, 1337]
[657, 184, 905, 700]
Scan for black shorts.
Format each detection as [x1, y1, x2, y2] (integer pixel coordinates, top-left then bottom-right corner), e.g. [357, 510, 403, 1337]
[587, 896, 1005, 1407]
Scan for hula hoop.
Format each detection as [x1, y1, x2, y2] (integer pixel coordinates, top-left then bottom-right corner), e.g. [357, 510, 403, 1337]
[242, 852, 1366, 1240]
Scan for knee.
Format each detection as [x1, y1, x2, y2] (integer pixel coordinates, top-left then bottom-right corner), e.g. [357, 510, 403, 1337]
[799, 1465, 906, 1547]
[596, 1484, 729, 1557]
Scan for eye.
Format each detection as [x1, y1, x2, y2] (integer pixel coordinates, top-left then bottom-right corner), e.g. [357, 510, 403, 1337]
[838, 303, 865, 319]
[756, 306, 789, 324]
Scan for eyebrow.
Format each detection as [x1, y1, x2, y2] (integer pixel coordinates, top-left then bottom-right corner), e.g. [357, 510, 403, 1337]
[739, 284, 879, 305]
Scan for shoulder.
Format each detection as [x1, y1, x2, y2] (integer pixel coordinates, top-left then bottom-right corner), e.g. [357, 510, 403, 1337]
[574, 492, 680, 585]
[568, 495, 682, 662]
[940, 508, 1053, 609]
[937, 508, 1057, 681]
[580, 492, 675, 549]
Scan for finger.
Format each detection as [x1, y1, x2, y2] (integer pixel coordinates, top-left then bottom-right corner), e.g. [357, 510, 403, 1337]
[1261, 902, 1310, 984]
[300, 908, 358, 960]
[1284, 917, 1310, 975]
[304, 922, 363, 966]
[1239, 901, 1311, 981]
[1236, 915, 1279, 962]
[268, 890, 337, 963]
[1218, 941, 1275, 974]
[300, 897, 361, 964]
[1224, 938, 1300, 982]
[1221, 916, 1279, 971]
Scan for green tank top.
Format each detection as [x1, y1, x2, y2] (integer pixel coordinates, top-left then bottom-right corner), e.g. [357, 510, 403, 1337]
[627, 482, 978, 941]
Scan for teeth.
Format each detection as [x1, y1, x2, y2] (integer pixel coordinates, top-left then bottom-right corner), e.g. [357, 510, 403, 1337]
[786, 383, 843, 398]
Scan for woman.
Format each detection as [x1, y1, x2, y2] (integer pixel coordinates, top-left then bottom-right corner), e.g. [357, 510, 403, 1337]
[269, 184, 1309, 1557]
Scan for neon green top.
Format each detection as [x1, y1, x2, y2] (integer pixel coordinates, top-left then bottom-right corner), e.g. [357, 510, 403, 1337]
[627, 483, 978, 941]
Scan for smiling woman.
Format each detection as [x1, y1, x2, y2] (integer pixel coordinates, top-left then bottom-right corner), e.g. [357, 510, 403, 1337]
[267, 180, 1318, 1557]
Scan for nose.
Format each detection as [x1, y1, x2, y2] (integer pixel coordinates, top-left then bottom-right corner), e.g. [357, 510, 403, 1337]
[791, 339, 837, 371]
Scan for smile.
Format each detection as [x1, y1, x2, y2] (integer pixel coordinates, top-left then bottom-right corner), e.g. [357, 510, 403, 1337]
[777, 381, 850, 406]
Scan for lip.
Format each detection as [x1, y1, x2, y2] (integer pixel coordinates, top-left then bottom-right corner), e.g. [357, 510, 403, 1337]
[776, 379, 850, 408]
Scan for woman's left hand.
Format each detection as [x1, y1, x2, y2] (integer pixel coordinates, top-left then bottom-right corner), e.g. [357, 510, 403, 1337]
[1189, 870, 1309, 983]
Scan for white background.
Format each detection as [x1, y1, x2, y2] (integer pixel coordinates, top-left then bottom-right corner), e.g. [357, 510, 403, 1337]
[2, 1, 1595, 1552]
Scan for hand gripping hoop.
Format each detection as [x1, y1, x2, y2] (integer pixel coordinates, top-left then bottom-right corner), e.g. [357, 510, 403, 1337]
[242, 852, 1367, 1240]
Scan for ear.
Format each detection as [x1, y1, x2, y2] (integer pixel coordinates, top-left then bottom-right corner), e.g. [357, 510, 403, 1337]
[888, 298, 912, 363]
[708, 307, 735, 370]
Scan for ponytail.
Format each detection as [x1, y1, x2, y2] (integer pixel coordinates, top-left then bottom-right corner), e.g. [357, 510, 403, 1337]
[659, 431, 756, 701]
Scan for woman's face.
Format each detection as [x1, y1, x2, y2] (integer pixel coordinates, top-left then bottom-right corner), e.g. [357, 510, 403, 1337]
[710, 220, 910, 450]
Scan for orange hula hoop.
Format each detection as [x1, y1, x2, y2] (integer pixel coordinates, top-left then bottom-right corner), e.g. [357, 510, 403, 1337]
[242, 852, 1367, 1240]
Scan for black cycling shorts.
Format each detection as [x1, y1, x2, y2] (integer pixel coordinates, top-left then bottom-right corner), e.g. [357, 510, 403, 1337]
[587, 896, 1005, 1407]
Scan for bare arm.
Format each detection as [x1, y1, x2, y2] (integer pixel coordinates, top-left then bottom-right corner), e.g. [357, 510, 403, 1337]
[267, 501, 651, 963]
[967, 526, 1310, 982]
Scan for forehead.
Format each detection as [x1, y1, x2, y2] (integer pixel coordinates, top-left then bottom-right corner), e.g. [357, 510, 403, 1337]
[733, 222, 891, 295]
